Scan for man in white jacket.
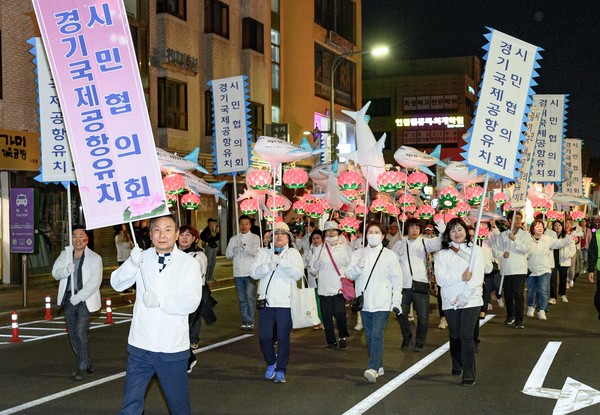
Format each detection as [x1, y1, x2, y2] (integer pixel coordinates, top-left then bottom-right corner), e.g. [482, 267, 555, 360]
[111, 214, 202, 415]
[52, 225, 103, 381]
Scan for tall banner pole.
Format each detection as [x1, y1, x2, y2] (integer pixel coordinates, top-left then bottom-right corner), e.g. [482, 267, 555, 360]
[128, 222, 148, 291]
[233, 174, 240, 236]
[66, 185, 74, 296]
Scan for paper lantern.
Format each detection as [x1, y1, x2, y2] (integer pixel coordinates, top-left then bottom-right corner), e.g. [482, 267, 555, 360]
[439, 187, 461, 209]
[267, 194, 286, 211]
[370, 198, 387, 213]
[407, 171, 428, 190]
[355, 204, 367, 217]
[416, 204, 436, 220]
[339, 216, 360, 234]
[342, 189, 361, 201]
[247, 169, 272, 190]
[397, 192, 415, 207]
[532, 198, 551, 213]
[456, 201, 471, 218]
[398, 213, 408, 222]
[492, 191, 508, 206]
[466, 186, 484, 206]
[338, 170, 363, 191]
[320, 199, 332, 213]
[402, 203, 416, 215]
[163, 173, 185, 195]
[545, 209, 560, 222]
[283, 168, 308, 189]
[478, 227, 490, 240]
[304, 202, 324, 219]
[166, 193, 178, 207]
[292, 200, 306, 215]
[303, 194, 318, 204]
[570, 211, 584, 222]
[181, 193, 201, 210]
[240, 198, 258, 215]
[502, 201, 513, 214]
[377, 170, 406, 193]
[434, 212, 457, 222]
[264, 209, 283, 222]
[385, 202, 400, 216]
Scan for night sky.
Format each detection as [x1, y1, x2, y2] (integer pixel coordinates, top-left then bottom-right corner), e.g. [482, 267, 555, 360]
[362, 0, 599, 158]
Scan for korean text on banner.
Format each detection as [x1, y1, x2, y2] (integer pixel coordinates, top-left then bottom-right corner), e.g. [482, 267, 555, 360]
[462, 28, 542, 181]
[29, 37, 76, 185]
[530, 94, 567, 183]
[32, 0, 168, 229]
[562, 138, 583, 196]
[511, 106, 543, 209]
[208, 75, 251, 175]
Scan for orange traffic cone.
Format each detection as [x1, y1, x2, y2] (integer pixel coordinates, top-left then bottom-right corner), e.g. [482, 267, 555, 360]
[44, 295, 53, 321]
[105, 298, 113, 324]
[10, 311, 22, 343]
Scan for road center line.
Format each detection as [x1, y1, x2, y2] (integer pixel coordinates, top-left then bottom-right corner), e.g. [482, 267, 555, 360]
[342, 314, 495, 415]
[0, 334, 254, 415]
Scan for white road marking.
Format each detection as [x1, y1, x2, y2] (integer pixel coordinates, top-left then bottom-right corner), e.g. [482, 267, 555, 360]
[342, 314, 495, 415]
[0, 334, 254, 415]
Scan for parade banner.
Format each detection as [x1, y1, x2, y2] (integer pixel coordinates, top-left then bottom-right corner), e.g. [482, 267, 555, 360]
[32, 0, 168, 229]
[511, 106, 543, 209]
[208, 75, 251, 175]
[530, 94, 567, 183]
[462, 28, 542, 181]
[29, 37, 76, 185]
[562, 138, 583, 196]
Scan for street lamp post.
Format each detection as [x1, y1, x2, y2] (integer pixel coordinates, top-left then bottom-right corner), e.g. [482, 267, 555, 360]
[328, 46, 389, 162]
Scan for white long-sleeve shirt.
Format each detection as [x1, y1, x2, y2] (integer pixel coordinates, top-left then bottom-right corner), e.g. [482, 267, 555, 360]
[392, 235, 442, 288]
[493, 228, 532, 275]
[225, 231, 261, 277]
[308, 241, 353, 296]
[527, 234, 574, 276]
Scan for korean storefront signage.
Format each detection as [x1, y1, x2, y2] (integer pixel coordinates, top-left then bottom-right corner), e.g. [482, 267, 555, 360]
[9, 189, 35, 254]
[0, 130, 40, 171]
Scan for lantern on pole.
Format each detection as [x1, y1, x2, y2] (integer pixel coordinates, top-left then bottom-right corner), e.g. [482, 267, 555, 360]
[240, 198, 258, 215]
[376, 169, 406, 193]
[338, 170, 363, 191]
[247, 169, 272, 190]
[416, 204, 435, 220]
[407, 171, 428, 190]
[283, 167, 308, 189]
[439, 187, 461, 209]
[181, 193, 201, 210]
[466, 185, 484, 206]
[339, 216, 360, 234]
[163, 173, 185, 194]
[292, 200, 306, 215]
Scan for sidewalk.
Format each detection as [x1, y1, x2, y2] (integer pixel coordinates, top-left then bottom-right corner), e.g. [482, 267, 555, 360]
[0, 256, 234, 325]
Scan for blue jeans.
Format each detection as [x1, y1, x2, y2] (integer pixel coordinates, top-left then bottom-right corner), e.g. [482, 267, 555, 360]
[258, 307, 292, 373]
[360, 311, 390, 370]
[234, 276, 257, 324]
[527, 273, 550, 311]
[120, 346, 190, 415]
[63, 294, 92, 371]
[399, 288, 430, 347]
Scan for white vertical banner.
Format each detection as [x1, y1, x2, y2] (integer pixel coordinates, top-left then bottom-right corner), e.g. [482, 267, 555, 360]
[29, 37, 77, 184]
[562, 138, 583, 196]
[462, 28, 542, 181]
[511, 106, 543, 209]
[530, 94, 567, 183]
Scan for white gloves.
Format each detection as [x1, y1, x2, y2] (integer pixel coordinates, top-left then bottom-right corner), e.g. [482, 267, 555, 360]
[130, 247, 143, 266]
[70, 293, 82, 306]
[67, 263, 75, 274]
[268, 262, 278, 272]
[449, 294, 468, 309]
[435, 219, 446, 234]
[143, 291, 160, 308]
[358, 257, 366, 268]
[237, 240, 244, 250]
[271, 254, 282, 265]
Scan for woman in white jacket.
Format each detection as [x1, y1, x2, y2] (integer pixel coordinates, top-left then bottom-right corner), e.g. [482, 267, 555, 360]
[527, 220, 575, 320]
[347, 221, 403, 383]
[303, 229, 324, 288]
[435, 218, 484, 387]
[552, 220, 576, 303]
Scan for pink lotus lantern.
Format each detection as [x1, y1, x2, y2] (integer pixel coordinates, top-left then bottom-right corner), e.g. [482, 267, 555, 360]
[377, 170, 406, 193]
[466, 186, 484, 206]
[438, 187, 461, 209]
[166, 193, 178, 207]
[456, 201, 471, 218]
[398, 213, 408, 222]
[338, 170, 363, 191]
[240, 198, 258, 215]
[397, 192, 415, 207]
[385, 202, 400, 216]
[267, 195, 286, 211]
[283, 168, 308, 189]
[407, 171, 428, 190]
[478, 227, 490, 240]
[531, 198, 551, 213]
[416, 204, 436, 220]
[402, 203, 417, 216]
[320, 199, 332, 213]
[370, 198, 387, 213]
[292, 200, 306, 215]
[355, 204, 367, 217]
[263, 209, 282, 222]
[545, 209, 560, 222]
[304, 202, 324, 219]
[342, 189, 361, 201]
[339, 216, 360, 234]
[492, 191, 508, 206]
[181, 193, 201, 210]
[433, 213, 444, 223]
[247, 169, 272, 190]
[502, 201, 513, 214]
[570, 210, 584, 222]
[163, 173, 185, 195]
[303, 194, 318, 205]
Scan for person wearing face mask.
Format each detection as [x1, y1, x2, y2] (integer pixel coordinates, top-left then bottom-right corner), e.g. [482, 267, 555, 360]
[435, 218, 484, 387]
[304, 229, 324, 288]
[347, 221, 403, 383]
[308, 221, 353, 351]
[250, 222, 304, 383]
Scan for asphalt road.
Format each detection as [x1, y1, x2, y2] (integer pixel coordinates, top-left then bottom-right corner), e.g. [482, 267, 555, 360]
[1, 280, 600, 415]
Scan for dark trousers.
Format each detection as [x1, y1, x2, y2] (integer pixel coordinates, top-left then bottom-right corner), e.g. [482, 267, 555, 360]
[482, 273, 495, 312]
[436, 285, 444, 317]
[258, 307, 292, 373]
[63, 294, 92, 371]
[594, 271, 600, 317]
[205, 245, 218, 281]
[444, 306, 480, 383]
[550, 266, 569, 298]
[319, 294, 349, 346]
[504, 274, 526, 325]
[120, 346, 190, 415]
[399, 288, 430, 347]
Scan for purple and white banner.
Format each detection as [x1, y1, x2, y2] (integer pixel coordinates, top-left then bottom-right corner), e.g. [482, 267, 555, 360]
[32, 0, 168, 229]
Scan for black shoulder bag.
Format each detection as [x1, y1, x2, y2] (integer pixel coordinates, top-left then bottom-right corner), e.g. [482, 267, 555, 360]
[351, 247, 384, 312]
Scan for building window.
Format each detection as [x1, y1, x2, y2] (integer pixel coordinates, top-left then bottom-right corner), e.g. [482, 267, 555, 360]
[242, 18, 264, 53]
[248, 102, 264, 141]
[205, 0, 229, 38]
[314, 0, 355, 43]
[205, 90, 214, 135]
[271, 29, 280, 91]
[157, 0, 186, 20]
[158, 78, 187, 130]
[314, 43, 356, 108]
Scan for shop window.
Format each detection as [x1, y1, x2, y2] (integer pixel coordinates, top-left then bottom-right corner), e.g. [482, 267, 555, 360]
[243, 17, 264, 53]
[158, 78, 188, 130]
[157, 0, 186, 20]
[205, 0, 229, 38]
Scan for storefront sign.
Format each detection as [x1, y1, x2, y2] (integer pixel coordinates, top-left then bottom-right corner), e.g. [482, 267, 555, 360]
[0, 130, 40, 171]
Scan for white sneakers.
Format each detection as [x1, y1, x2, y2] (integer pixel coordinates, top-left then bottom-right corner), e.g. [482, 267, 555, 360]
[527, 306, 535, 317]
[548, 298, 557, 305]
[364, 369, 378, 383]
[354, 321, 363, 331]
[538, 310, 547, 320]
[561, 295, 569, 303]
[378, 367, 384, 376]
[497, 298, 505, 308]
[487, 303, 493, 311]
[438, 317, 447, 329]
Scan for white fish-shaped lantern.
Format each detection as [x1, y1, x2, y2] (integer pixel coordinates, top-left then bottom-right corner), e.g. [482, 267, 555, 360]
[157, 147, 208, 175]
[181, 171, 227, 201]
[393, 145, 446, 176]
[254, 136, 324, 165]
[444, 161, 486, 184]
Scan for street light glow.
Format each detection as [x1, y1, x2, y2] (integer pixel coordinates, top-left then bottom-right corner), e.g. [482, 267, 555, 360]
[370, 46, 390, 57]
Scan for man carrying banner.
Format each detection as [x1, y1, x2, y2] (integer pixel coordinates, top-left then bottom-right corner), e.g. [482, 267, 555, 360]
[111, 214, 202, 414]
[52, 225, 103, 381]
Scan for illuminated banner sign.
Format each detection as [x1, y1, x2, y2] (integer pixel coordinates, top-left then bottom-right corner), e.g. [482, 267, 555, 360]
[395, 115, 465, 129]
[29, 37, 77, 184]
[530, 94, 567, 183]
[208, 75, 251, 175]
[32, 0, 168, 229]
[462, 28, 542, 181]
[511, 106, 543, 209]
[562, 138, 583, 196]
